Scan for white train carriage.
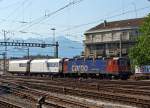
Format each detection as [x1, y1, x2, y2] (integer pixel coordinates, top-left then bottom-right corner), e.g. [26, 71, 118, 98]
[47, 59, 62, 73]
[30, 59, 48, 74]
[30, 58, 62, 74]
[8, 60, 30, 74]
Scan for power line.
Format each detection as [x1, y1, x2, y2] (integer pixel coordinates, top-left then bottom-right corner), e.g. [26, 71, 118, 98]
[0, 1, 22, 10]
[0, 0, 30, 26]
[1, 3, 149, 45]
[19, 0, 84, 31]
[57, 5, 150, 34]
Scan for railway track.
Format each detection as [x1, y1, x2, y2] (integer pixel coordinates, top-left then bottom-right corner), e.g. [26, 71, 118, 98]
[1, 75, 150, 107]
[2, 78, 149, 108]
[3, 75, 150, 87]
[0, 99, 22, 108]
[4, 76, 150, 97]
[0, 79, 101, 108]
[19, 81, 150, 108]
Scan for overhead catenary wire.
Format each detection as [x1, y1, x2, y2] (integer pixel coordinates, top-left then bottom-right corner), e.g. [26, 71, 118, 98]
[0, 1, 22, 10]
[19, 0, 85, 31]
[57, 5, 150, 34]
[0, 0, 30, 27]
[2, 1, 149, 39]
[1, 2, 149, 47]
[1, 2, 149, 42]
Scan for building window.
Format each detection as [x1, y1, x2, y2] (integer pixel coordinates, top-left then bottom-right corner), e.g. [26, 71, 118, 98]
[101, 34, 105, 42]
[135, 30, 139, 36]
[112, 33, 114, 41]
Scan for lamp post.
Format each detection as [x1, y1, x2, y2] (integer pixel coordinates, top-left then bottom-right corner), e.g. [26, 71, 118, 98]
[51, 28, 56, 44]
[51, 28, 56, 58]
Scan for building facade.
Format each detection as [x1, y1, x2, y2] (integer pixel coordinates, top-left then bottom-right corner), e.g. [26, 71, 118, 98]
[84, 18, 144, 58]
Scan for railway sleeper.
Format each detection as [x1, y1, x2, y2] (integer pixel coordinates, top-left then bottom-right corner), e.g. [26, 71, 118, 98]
[0, 100, 22, 108]
[11, 80, 150, 108]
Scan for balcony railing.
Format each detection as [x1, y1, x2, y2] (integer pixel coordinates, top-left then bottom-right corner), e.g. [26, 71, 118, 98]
[84, 38, 135, 44]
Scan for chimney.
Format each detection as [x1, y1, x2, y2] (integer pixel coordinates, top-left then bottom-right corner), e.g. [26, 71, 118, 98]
[104, 20, 107, 27]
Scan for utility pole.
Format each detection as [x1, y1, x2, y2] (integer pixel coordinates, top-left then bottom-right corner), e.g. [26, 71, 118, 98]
[55, 41, 59, 58]
[132, 2, 137, 18]
[27, 47, 30, 59]
[2, 52, 5, 75]
[51, 28, 56, 58]
[3, 30, 7, 74]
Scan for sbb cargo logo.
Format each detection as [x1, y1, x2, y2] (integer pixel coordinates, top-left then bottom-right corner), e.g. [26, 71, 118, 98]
[72, 65, 88, 72]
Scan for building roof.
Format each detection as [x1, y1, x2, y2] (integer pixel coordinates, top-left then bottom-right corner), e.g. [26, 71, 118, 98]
[86, 17, 145, 33]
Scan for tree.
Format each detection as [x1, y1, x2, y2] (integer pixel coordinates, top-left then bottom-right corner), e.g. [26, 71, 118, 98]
[129, 14, 150, 67]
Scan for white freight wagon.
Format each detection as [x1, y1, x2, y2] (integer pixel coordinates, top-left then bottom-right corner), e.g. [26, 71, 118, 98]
[30, 59, 62, 74]
[47, 59, 62, 73]
[30, 59, 48, 73]
[8, 60, 30, 73]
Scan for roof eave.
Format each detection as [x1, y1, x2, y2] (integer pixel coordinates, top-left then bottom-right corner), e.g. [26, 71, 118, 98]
[84, 26, 139, 35]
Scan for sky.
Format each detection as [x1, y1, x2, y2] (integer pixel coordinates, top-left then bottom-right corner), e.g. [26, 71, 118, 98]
[0, 0, 150, 42]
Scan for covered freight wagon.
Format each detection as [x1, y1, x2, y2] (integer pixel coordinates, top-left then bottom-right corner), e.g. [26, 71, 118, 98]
[8, 60, 30, 74]
[30, 59, 62, 75]
[47, 59, 62, 73]
[30, 59, 48, 74]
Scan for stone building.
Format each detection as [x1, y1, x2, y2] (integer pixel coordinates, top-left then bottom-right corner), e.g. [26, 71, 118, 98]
[83, 18, 144, 58]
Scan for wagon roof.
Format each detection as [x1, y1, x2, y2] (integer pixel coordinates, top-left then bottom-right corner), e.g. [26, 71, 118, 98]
[9, 60, 30, 63]
[47, 59, 62, 62]
[31, 59, 48, 63]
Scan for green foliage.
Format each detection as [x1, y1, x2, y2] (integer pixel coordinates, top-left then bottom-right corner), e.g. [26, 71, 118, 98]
[129, 14, 150, 66]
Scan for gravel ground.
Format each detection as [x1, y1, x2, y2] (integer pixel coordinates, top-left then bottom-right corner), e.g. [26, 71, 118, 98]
[35, 88, 137, 108]
[0, 93, 37, 108]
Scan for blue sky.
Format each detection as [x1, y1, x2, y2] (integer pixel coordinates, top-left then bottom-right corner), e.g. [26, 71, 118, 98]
[0, 0, 150, 41]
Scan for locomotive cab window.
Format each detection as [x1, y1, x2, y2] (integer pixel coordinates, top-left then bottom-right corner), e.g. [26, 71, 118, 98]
[119, 60, 127, 66]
